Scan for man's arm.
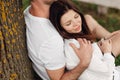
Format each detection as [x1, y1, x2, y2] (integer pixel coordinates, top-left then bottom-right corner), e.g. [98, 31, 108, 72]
[46, 63, 87, 80]
[85, 14, 111, 39]
[46, 38, 93, 80]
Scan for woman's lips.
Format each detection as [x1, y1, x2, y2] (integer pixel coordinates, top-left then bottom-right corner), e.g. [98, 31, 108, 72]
[75, 26, 80, 31]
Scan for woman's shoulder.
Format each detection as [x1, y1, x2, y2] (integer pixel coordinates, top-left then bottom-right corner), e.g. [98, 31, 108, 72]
[84, 14, 97, 32]
[84, 14, 94, 24]
[84, 14, 93, 19]
[64, 39, 80, 48]
[64, 39, 77, 43]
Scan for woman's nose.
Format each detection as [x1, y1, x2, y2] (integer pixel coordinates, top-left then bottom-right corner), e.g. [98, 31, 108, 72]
[73, 20, 78, 27]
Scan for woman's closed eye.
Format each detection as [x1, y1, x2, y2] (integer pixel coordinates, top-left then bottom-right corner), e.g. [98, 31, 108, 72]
[74, 14, 79, 19]
[65, 21, 71, 26]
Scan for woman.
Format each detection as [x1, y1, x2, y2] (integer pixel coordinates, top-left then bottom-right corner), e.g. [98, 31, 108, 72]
[49, 0, 120, 80]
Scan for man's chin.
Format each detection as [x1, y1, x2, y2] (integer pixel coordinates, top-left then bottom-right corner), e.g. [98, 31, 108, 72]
[45, 0, 56, 5]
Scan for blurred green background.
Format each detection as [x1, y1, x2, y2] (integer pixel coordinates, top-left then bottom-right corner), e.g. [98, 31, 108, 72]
[23, 0, 120, 65]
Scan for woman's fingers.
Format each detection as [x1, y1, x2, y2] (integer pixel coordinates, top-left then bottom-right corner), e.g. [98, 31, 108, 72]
[109, 39, 112, 44]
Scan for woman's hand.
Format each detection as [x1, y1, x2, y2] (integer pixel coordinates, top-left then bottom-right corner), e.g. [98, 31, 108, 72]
[70, 38, 93, 67]
[98, 39, 112, 53]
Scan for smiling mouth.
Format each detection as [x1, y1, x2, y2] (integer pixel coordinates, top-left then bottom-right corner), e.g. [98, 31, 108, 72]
[75, 26, 80, 31]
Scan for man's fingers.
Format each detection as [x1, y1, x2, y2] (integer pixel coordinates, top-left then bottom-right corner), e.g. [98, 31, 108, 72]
[88, 40, 91, 44]
[77, 38, 88, 44]
[82, 38, 87, 43]
[77, 38, 83, 44]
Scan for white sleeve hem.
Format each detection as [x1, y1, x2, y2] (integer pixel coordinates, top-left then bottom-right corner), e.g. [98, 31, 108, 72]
[45, 63, 65, 70]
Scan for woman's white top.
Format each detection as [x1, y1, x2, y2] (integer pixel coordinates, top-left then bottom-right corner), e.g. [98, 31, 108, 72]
[64, 39, 120, 80]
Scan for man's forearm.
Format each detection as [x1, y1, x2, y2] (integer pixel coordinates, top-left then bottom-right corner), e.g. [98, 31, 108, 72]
[60, 63, 87, 80]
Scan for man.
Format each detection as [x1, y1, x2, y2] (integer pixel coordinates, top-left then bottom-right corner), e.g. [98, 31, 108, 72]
[24, 0, 120, 80]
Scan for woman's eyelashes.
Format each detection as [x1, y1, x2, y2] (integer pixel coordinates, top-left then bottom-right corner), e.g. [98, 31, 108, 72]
[66, 21, 71, 26]
[74, 14, 79, 19]
[65, 14, 80, 26]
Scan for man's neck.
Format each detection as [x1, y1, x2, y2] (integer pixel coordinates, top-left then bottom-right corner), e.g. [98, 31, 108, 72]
[30, 1, 50, 18]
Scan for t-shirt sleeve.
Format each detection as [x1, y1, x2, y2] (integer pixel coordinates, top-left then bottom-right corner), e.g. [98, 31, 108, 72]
[38, 36, 65, 70]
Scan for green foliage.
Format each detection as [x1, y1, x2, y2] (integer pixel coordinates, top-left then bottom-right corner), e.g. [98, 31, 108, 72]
[22, 0, 30, 10]
[116, 55, 120, 66]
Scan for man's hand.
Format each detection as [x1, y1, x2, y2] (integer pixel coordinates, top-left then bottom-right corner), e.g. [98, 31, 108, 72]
[47, 38, 94, 80]
[70, 38, 93, 67]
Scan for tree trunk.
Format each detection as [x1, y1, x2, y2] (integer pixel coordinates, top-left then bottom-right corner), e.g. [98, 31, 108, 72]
[0, 0, 38, 80]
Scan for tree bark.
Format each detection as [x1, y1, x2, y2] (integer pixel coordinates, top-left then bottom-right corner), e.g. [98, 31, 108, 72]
[0, 0, 38, 80]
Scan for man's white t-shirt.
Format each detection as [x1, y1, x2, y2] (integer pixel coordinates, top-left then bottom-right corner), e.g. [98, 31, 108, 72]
[24, 6, 65, 80]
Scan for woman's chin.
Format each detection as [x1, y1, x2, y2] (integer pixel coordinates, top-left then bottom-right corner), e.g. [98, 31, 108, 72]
[76, 29, 81, 33]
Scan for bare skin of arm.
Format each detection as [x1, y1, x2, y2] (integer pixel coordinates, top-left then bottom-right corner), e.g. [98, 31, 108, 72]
[85, 14, 110, 39]
[46, 38, 93, 80]
[85, 14, 120, 57]
[106, 30, 120, 56]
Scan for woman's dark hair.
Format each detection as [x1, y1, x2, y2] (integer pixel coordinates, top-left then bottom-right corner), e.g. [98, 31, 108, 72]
[49, 0, 95, 41]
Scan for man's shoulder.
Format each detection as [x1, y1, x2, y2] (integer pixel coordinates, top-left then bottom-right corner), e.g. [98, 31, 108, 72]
[24, 5, 30, 15]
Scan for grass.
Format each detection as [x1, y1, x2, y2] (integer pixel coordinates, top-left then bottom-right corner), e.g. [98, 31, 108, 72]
[23, 0, 120, 66]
